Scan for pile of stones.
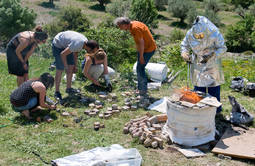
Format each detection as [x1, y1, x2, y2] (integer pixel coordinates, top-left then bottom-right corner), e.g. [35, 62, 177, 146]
[123, 114, 168, 149]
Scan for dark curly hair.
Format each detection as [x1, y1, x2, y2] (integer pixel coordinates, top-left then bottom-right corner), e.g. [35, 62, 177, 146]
[39, 73, 54, 90]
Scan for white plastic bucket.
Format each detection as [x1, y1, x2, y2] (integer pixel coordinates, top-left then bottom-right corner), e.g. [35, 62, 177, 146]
[163, 101, 216, 146]
[133, 62, 168, 82]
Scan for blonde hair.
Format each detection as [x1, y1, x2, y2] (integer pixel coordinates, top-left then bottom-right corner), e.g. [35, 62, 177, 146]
[94, 48, 106, 60]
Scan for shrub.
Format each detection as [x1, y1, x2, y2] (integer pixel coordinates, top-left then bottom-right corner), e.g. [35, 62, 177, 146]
[58, 6, 91, 32]
[0, 0, 36, 44]
[204, 10, 221, 27]
[160, 41, 186, 70]
[44, 6, 91, 38]
[129, 0, 158, 28]
[154, 0, 168, 10]
[203, 0, 221, 26]
[235, 5, 246, 18]
[43, 21, 63, 37]
[231, 0, 254, 9]
[106, 0, 131, 17]
[249, 3, 255, 16]
[97, 0, 110, 7]
[82, 27, 136, 69]
[204, 0, 220, 13]
[187, 7, 199, 26]
[225, 15, 254, 52]
[167, 0, 194, 24]
[169, 29, 185, 42]
[98, 15, 116, 28]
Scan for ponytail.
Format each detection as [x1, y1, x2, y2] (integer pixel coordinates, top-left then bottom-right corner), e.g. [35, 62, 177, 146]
[34, 25, 48, 41]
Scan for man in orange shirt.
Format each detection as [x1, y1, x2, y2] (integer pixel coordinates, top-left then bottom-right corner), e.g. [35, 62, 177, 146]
[114, 17, 156, 100]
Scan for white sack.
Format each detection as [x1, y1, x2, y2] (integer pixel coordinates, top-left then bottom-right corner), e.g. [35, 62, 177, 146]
[133, 62, 168, 82]
[163, 100, 216, 146]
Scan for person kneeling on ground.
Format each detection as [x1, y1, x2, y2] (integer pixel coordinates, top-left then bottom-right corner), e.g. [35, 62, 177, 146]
[10, 73, 56, 120]
[82, 48, 115, 92]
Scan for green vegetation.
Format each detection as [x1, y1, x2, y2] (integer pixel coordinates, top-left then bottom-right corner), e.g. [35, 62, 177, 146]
[1, 0, 255, 165]
[225, 14, 255, 52]
[129, 0, 158, 28]
[0, 0, 36, 43]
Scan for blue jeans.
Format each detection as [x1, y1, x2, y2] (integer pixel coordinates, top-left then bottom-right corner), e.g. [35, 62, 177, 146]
[137, 51, 155, 93]
[52, 44, 74, 70]
[12, 97, 38, 112]
[194, 85, 222, 113]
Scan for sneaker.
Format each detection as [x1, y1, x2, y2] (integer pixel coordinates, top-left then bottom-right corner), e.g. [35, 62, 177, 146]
[54, 91, 62, 100]
[66, 88, 80, 94]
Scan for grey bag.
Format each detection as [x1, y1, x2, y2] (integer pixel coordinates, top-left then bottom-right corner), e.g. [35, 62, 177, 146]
[230, 76, 244, 91]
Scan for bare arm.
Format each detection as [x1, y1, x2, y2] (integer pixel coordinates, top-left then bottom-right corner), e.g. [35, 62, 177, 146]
[103, 56, 109, 75]
[137, 38, 145, 64]
[83, 56, 101, 86]
[24, 43, 37, 62]
[15, 40, 29, 64]
[32, 81, 56, 109]
[60, 47, 72, 69]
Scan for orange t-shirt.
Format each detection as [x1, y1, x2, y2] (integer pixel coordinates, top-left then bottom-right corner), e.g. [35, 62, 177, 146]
[129, 21, 156, 53]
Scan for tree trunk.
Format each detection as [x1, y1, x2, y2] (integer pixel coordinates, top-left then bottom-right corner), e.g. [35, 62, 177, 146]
[49, 0, 54, 5]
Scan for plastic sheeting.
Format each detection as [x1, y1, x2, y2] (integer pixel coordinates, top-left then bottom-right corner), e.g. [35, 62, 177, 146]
[52, 144, 142, 166]
[148, 97, 168, 113]
[133, 62, 168, 82]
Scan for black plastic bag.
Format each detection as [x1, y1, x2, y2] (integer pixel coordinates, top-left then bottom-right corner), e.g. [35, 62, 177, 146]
[228, 96, 254, 124]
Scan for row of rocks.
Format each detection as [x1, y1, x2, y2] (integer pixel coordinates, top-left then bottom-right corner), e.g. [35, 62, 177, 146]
[123, 114, 168, 149]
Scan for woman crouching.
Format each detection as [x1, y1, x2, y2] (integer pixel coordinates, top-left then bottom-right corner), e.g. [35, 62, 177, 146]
[10, 73, 56, 120]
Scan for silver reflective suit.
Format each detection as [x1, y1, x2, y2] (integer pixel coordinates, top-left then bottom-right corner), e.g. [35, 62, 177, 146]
[181, 16, 227, 87]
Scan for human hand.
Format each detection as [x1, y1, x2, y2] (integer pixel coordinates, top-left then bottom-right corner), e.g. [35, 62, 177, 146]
[181, 52, 191, 62]
[106, 82, 112, 92]
[65, 65, 69, 73]
[139, 56, 145, 64]
[73, 65, 78, 73]
[94, 81, 101, 87]
[200, 54, 213, 64]
[49, 105, 56, 110]
[23, 63, 28, 70]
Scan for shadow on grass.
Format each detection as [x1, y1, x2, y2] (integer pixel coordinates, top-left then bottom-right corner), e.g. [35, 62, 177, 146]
[84, 83, 108, 93]
[61, 92, 96, 108]
[158, 14, 172, 21]
[13, 110, 57, 126]
[38, 2, 56, 9]
[88, 4, 105, 11]
[170, 21, 188, 29]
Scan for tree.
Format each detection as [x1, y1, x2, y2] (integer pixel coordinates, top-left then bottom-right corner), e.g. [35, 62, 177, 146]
[0, 0, 36, 44]
[231, 0, 254, 9]
[167, 0, 194, 24]
[154, 0, 168, 10]
[225, 15, 254, 52]
[106, 0, 131, 17]
[97, 0, 110, 8]
[58, 6, 91, 32]
[203, 0, 221, 26]
[129, 0, 158, 28]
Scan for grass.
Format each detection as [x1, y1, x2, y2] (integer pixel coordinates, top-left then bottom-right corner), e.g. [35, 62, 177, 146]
[0, 53, 255, 165]
[1, 0, 255, 165]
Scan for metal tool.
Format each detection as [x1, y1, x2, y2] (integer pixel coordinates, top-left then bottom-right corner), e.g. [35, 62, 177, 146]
[187, 62, 190, 89]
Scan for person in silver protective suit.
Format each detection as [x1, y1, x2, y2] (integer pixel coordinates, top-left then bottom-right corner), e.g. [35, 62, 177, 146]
[181, 16, 227, 113]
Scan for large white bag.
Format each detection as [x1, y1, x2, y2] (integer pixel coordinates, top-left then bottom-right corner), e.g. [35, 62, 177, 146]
[133, 62, 168, 82]
[163, 100, 216, 146]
